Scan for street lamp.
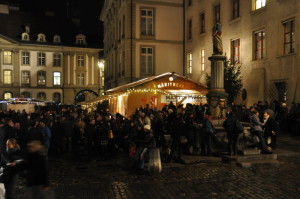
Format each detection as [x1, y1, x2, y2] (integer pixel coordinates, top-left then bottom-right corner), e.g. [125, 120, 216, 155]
[98, 59, 105, 95]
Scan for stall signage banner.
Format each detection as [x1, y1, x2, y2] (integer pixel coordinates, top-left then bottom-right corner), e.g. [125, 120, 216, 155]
[157, 82, 184, 89]
[161, 95, 203, 104]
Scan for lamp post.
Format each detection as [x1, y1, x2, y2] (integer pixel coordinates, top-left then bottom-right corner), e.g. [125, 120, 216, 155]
[98, 59, 105, 95]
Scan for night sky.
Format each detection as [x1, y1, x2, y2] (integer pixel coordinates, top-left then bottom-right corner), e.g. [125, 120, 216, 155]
[4, 0, 104, 47]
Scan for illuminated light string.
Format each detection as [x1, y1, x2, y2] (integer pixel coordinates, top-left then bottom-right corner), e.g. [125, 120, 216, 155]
[85, 88, 206, 107]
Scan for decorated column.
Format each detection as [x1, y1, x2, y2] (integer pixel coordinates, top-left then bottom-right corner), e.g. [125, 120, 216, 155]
[207, 22, 228, 119]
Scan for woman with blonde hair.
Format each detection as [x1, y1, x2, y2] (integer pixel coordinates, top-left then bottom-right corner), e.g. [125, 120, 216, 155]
[2, 138, 23, 199]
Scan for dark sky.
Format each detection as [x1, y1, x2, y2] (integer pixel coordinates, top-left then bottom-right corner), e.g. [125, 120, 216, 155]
[4, 0, 104, 47]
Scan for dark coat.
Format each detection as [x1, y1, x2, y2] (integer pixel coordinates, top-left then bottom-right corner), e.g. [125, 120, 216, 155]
[27, 127, 43, 144]
[263, 117, 280, 138]
[223, 117, 241, 138]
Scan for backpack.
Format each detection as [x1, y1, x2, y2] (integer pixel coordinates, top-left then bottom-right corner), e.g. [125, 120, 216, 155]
[234, 120, 244, 134]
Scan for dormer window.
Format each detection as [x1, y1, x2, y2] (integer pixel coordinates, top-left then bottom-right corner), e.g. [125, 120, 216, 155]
[21, 33, 30, 41]
[76, 34, 86, 45]
[37, 33, 46, 42]
[53, 35, 61, 43]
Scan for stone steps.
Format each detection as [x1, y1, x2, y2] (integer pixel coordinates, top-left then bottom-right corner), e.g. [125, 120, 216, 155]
[237, 159, 279, 168]
[222, 149, 279, 168]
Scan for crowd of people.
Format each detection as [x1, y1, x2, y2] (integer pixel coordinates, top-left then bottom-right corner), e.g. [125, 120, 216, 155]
[0, 100, 299, 198]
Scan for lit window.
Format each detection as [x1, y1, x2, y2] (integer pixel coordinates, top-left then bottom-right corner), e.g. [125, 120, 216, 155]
[22, 51, 30, 65]
[254, 30, 265, 60]
[38, 52, 46, 66]
[53, 54, 61, 66]
[21, 71, 30, 84]
[77, 55, 84, 67]
[3, 70, 12, 84]
[200, 13, 205, 34]
[3, 51, 12, 64]
[37, 92, 46, 100]
[283, 19, 295, 55]
[231, 39, 240, 63]
[141, 47, 154, 75]
[77, 73, 85, 85]
[187, 53, 192, 74]
[232, 0, 240, 19]
[53, 72, 61, 86]
[4, 92, 12, 99]
[37, 71, 46, 85]
[201, 50, 205, 71]
[141, 8, 154, 36]
[254, 0, 266, 10]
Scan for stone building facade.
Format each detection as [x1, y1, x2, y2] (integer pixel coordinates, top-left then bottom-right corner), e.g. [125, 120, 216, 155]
[100, 0, 184, 90]
[185, 0, 300, 106]
[0, 3, 102, 104]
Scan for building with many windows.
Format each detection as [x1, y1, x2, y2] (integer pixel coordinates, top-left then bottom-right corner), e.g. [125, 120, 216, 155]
[0, 3, 103, 104]
[185, 0, 300, 105]
[100, 0, 184, 90]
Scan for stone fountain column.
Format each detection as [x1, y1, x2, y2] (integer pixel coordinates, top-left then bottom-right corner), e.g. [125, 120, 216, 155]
[207, 22, 228, 120]
[207, 55, 228, 119]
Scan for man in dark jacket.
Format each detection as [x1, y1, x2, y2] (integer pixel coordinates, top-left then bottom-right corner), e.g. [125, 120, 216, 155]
[4, 118, 16, 141]
[263, 110, 280, 148]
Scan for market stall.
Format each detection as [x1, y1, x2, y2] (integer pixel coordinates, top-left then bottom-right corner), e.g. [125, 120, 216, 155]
[83, 72, 208, 117]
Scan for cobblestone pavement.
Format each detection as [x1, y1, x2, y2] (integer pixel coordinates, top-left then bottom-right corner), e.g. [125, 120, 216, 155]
[15, 134, 300, 199]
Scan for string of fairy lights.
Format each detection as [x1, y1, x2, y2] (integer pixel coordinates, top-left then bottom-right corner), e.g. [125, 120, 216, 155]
[82, 87, 206, 109]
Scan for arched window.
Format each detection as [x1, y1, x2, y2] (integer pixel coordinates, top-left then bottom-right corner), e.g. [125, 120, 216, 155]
[53, 35, 61, 43]
[53, 92, 61, 103]
[21, 92, 31, 98]
[4, 92, 12, 99]
[37, 33, 46, 42]
[21, 33, 30, 41]
[37, 92, 46, 100]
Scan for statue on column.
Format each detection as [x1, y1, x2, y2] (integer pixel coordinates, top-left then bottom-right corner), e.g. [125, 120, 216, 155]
[212, 21, 223, 55]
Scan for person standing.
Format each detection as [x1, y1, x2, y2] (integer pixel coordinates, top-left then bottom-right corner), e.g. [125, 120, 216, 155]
[84, 117, 97, 159]
[1, 139, 23, 199]
[25, 141, 54, 199]
[201, 112, 216, 156]
[39, 120, 52, 157]
[250, 111, 271, 154]
[223, 112, 243, 155]
[263, 110, 280, 148]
